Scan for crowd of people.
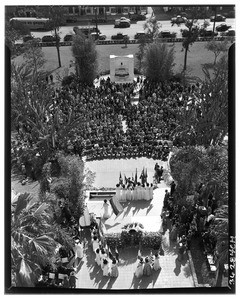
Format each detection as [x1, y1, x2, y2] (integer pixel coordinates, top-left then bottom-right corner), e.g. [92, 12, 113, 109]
[32, 76, 200, 162]
[115, 182, 154, 202]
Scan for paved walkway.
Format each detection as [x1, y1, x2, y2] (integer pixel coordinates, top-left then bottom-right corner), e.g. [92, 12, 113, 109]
[76, 182, 196, 290]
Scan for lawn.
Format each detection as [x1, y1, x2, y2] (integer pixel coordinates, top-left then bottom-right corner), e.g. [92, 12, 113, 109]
[13, 41, 230, 83]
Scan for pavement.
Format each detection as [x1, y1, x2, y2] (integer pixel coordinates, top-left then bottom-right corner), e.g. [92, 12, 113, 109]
[76, 181, 196, 290]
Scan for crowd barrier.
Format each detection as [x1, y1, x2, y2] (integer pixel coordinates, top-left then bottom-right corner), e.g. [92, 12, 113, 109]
[33, 36, 234, 47]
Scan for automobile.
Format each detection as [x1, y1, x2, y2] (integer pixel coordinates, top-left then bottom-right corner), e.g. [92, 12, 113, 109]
[114, 20, 131, 28]
[171, 15, 187, 24]
[63, 34, 74, 42]
[111, 33, 129, 40]
[222, 29, 235, 37]
[23, 35, 34, 43]
[216, 23, 231, 32]
[210, 14, 226, 22]
[73, 26, 100, 36]
[42, 35, 59, 43]
[130, 14, 146, 21]
[66, 17, 77, 23]
[199, 29, 218, 37]
[158, 30, 177, 38]
[90, 32, 107, 40]
[134, 31, 152, 40]
[114, 17, 131, 28]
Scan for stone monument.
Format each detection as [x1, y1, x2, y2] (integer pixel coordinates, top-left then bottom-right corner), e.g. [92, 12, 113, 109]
[110, 54, 134, 83]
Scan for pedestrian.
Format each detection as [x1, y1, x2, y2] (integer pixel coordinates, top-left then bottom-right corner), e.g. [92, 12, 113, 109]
[100, 249, 108, 268]
[143, 256, 152, 276]
[69, 271, 78, 288]
[63, 274, 69, 288]
[110, 258, 119, 277]
[74, 240, 84, 268]
[102, 199, 111, 219]
[170, 181, 176, 196]
[102, 259, 109, 276]
[95, 248, 101, 266]
[92, 235, 100, 253]
[134, 257, 144, 278]
[153, 253, 161, 271]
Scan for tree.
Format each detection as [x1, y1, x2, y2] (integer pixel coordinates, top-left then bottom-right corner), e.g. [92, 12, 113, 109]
[205, 39, 228, 65]
[210, 205, 229, 287]
[143, 16, 161, 40]
[135, 36, 148, 73]
[71, 33, 98, 86]
[143, 42, 175, 82]
[172, 10, 200, 71]
[172, 55, 228, 147]
[37, 6, 68, 68]
[11, 193, 59, 286]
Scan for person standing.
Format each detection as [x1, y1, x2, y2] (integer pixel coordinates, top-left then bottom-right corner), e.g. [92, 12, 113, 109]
[121, 185, 127, 202]
[143, 257, 152, 276]
[149, 183, 154, 200]
[74, 240, 84, 268]
[115, 183, 121, 201]
[170, 181, 176, 196]
[102, 199, 111, 219]
[153, 253, 161, 271]
[102, 259, 110, 276]
[95, 248, 101, 266]
[134, 257, 144, 278]
[145, 183, 150, 201]
[69, 271, 78, 288]
[110, 258, 119, 277]
[92, 235, 100, 253]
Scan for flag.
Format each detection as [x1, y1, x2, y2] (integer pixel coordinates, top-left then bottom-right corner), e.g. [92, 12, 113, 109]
[119, 172, 123, 184]
[110, 195, 124, 216]
[140, 167, 145, 185]
[145, 168, 148, 183]
[135, 168, 138, 184]
[124, 174, 128, 185]
[132, 173, 134, 182]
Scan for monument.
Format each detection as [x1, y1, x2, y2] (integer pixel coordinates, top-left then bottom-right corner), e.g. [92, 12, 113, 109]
[110, 54, 134, 83]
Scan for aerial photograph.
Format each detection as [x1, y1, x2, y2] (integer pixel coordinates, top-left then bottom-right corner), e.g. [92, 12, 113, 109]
[6, 2, 235, 293]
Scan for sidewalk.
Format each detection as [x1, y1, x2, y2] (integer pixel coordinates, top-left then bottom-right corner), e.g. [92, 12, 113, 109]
[76, 182, 196, 290]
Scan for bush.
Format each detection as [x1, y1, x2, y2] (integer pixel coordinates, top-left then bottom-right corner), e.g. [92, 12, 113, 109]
[141, 231, 162, 250]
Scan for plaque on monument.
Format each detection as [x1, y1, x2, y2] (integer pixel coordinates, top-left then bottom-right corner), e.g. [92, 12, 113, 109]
[110, 54, 134, 83]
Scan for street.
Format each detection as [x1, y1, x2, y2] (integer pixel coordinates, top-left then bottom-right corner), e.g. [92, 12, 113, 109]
[29, 18, 235, 42]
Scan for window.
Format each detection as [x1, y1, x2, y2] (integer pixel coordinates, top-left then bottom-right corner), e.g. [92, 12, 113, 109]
[110, 7, 116, 14]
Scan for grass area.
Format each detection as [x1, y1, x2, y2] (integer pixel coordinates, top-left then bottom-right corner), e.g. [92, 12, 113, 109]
[13, 41, 230, 83]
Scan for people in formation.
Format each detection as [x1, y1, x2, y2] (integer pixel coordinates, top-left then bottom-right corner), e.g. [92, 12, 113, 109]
[116, 181, 153, 202]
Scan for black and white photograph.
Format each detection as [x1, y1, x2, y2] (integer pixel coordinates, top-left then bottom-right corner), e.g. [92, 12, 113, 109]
[5, 0, 236, 294]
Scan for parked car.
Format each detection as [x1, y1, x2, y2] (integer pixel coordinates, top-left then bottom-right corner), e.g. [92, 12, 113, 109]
[42, 35, 59, 42]
[23, 35, 34, 43]
[216, 23, 231, 32]
[210, 14, 226, 22]
[158, 30, 177, 38]
[73, 26, 100, 36]
[199, 29, 218, 37]
[130, 14, 146, 21]
[66, 17, 77, 23]
[111, 33, 129, 40]
[171, 15, 187, 24]
[134, 31, 152, 40]
[63, 34, 73, 42]
[222, 29, 235, 37]
[90, 32, 107, 40]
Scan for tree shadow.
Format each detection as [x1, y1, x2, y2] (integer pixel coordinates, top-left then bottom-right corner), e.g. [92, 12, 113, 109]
[152, 268, 161, 287]
[174, 257, 181, 276]
[106, 276, 118, 289]
[146, 203, 153, 215]
[130, 274, 142, 289]
[97, 275, 110, 289]
[89, 263, 101, 280]
[105, 222, 121, 230]
[138, 273, 153, 289]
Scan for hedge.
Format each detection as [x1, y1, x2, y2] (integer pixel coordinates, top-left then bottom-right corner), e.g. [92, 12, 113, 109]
[105, 230, 162, 250]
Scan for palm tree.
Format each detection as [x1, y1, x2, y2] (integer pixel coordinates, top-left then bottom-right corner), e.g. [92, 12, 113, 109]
[210, 205, 229, 287]
[11, 193, 59, 286]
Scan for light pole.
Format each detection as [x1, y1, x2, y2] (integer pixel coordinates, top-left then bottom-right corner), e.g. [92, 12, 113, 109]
[94, 7, 98, 33]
